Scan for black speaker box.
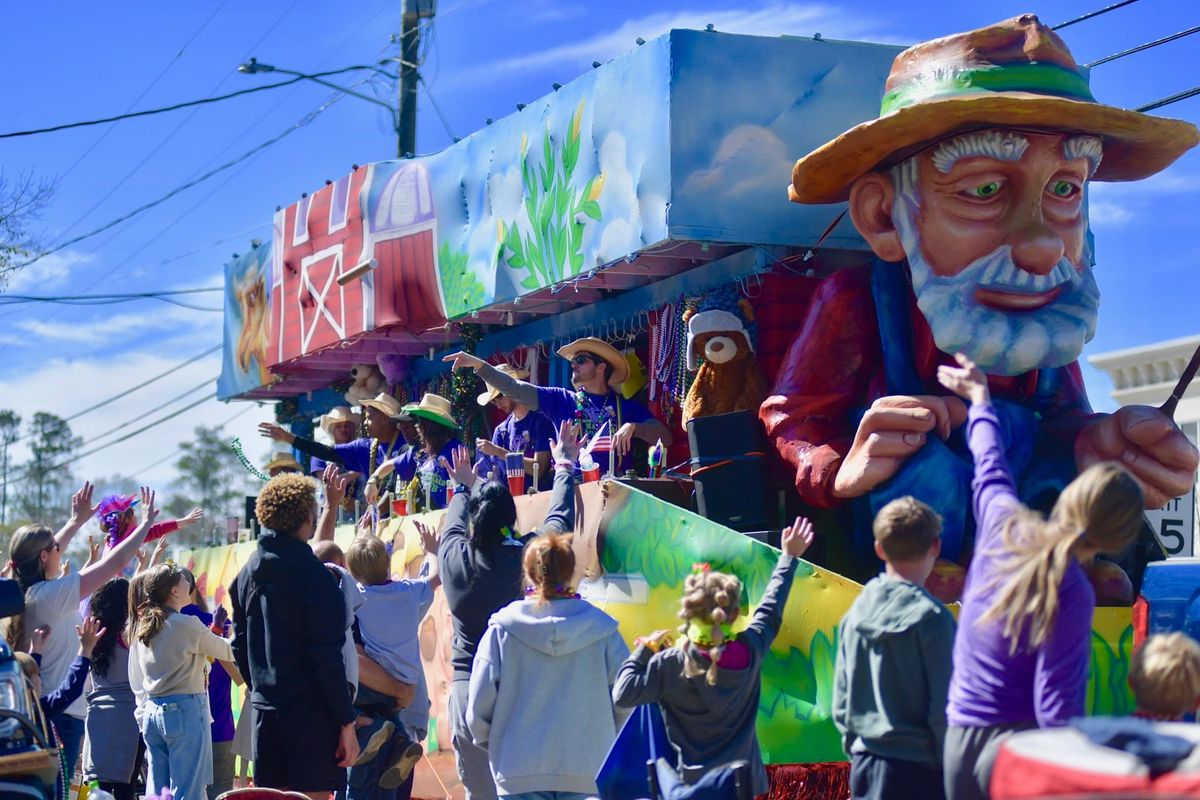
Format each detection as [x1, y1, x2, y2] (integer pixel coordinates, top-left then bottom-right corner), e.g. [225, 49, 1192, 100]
[686, 410, 769, 532]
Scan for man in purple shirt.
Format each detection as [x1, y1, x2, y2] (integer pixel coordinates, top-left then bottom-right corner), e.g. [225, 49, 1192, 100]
[474, 364, 555, 490]
[259, 392, 407, 478]
[444, 338, 672, 475]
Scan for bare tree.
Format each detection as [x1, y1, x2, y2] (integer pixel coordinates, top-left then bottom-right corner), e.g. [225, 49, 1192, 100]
[0, 410, 19, 525]
[0, 170, 56, 289]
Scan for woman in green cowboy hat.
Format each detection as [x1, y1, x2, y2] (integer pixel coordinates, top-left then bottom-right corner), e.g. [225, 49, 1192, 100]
[368, 393, 463, 511]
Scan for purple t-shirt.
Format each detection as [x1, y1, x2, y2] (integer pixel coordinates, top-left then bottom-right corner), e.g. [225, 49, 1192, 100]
[333, 434, 405, 477]
[475, 411, 556, 490]
[391, 438, 461, 510]
[181, 605, 235, 742]
[946, 403, 1094, 729]
[535, 386, 652, 474]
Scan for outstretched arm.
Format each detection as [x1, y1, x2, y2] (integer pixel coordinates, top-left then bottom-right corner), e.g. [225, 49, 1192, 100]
[55, 482, 99, 550]
[318, 463, 351, 543]
[444, 352, 539, 410]
[259, 422, 341, 464]
[542, 421, 581, 534]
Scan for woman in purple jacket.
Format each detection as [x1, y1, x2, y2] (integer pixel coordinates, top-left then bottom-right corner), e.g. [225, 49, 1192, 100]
[936, 353, 1145, 800]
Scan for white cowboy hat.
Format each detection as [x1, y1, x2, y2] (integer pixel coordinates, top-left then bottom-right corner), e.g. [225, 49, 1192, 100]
[359, 392, 405, 419]
[264, 451, 302, 474]
[319, 406, 361, 436]
[477, 363, 530, 406]
[402, 393, 459, 430]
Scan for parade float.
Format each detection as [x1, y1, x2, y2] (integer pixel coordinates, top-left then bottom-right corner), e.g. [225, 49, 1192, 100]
[204, 16, 1199, 799]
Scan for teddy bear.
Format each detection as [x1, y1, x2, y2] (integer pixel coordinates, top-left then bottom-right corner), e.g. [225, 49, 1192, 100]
[344, 363, 386, 406]
[682, 309, 768, 427]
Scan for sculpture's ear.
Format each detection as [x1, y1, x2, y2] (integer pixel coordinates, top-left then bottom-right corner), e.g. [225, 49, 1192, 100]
[849, 172, 906, 263]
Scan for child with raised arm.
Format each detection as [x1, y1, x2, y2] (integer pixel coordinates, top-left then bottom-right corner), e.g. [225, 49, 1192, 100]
[613, 516, 815, 797]
[936, 353, 1146, 800]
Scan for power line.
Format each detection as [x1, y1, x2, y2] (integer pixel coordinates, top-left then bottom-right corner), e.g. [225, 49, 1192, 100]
[1087, 25, 1200, 67]
[1053, 0, 1141, 30]
[129, 403, 255, 476]
[419, 74, 458, 142]
[82, 377, 216, 446]
[1137, 85, 1200, 113]
[2, 92, 347, 277]
[0, 287, 221, 305]
[0, 64, 380, 140]
[0, 392, 217, 492]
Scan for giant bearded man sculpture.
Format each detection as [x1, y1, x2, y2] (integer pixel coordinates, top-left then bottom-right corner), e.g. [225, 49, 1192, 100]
[762, 15, 1200, 566]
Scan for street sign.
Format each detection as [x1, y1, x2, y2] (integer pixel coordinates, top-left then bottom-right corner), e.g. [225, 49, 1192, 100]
[1146, 485, 1196, 558]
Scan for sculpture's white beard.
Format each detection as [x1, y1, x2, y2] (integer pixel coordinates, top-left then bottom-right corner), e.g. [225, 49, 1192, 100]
[892, 189, 1100, 376]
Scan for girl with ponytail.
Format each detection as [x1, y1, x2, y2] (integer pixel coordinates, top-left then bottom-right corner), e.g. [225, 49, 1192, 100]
[613, 516, 815, 797]
[937, 354, 1147, 800]
[4, 484, 160, 780]
[132, 562, 234, 800]
[438, 419, 581, 800]
[466, 531, 629, 799]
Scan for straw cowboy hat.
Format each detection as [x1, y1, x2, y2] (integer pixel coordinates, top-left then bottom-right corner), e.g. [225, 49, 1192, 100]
[477, 363, 530, 406]
[265, 451, 302, 474]
[557, 337, 629, 387]
[359, 392, 405, 419]
[789, 14, 1200, 205]
[402, 393, 459, 429]
[319, 406, 361, 436]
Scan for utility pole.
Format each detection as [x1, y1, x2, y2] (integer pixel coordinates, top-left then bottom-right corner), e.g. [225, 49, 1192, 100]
[398, 0, 435, 158]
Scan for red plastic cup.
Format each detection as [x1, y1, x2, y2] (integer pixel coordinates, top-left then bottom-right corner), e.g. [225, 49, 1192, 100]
[582, 466, 601, 483]
[392, 497, 408, 517]
[445, 485, 455, 504]
[507, 474, 526, 496]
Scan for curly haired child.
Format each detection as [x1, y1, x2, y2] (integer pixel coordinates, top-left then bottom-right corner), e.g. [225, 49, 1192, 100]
[613, 516, 815, 796]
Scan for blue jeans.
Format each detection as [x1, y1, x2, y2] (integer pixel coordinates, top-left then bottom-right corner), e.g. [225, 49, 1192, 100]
[142, 694, 212, 800]
[346, 717, 417, 800]
[48, 711, 85, 784]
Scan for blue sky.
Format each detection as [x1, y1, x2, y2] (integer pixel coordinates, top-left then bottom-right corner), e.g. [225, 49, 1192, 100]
[0, 0, 1196, 492]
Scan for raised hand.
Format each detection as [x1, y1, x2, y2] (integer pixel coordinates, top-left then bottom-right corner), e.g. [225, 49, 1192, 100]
[213, 605, 229, 633]
[139, 487, 159, 526]
[30, 624, 50, 655]
[550, 420, 581, 465]
[936, 353, 990, 407]
[414, 520, 438, 554]
[151, 536, 170, 567]
[781, 515, 815, 559]
[86, 535, 102, 567]
[439, 444, 477, 490]
[69, 482, 99, 525]
[258, 421, 294, 444]
[832, 394, 966, 499]
[134, 547, 151, 574]
[442, 351, 485, 372]
[77, 617, 107, 659]
[322, 463, 351, 508]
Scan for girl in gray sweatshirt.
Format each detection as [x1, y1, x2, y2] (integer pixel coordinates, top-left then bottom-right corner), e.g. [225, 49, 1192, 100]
[468, 531, 630, 798]
[613, 516, 815, 797]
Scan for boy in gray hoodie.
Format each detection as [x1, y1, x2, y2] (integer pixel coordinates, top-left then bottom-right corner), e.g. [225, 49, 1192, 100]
[833, 496, 956, 800]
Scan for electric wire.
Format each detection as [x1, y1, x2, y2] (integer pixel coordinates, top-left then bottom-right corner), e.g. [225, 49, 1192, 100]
[0, 64, 379, 140]
[1137, 85, 1200, 113]
[0, 288, 221, 306]
[1053, 0, 1141, 30]
[419, 74, 458, 142]
[128, 403, 255, 477]
[82, 377, 216, 446]
[1087, 25, 1200, 67]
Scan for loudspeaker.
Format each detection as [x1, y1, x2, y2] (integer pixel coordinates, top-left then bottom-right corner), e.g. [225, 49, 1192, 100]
[686, 410, 769, 532]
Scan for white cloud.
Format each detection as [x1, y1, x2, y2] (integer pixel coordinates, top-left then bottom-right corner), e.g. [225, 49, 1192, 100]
[0, 350, 271, 501]
[1087, 200, 1134, 228]
[3, 250, 96, 293]
[13, 305, 208, 344]
[450, 2, 892, 86]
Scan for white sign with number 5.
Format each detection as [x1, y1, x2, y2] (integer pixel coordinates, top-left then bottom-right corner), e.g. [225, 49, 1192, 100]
[1145, 485, 1196, 558]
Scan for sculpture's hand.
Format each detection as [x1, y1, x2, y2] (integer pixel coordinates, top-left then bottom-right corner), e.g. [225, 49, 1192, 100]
[1076, 406, 1199, 509]
[831, 395, 967, 499]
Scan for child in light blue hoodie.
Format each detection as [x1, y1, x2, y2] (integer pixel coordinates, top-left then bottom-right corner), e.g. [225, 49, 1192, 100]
[468, 532, 630, 800]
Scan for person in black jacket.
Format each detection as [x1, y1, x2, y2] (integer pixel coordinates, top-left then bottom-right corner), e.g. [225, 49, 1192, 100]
[438, 420, 580, 800]
[231, 474, 360, 799]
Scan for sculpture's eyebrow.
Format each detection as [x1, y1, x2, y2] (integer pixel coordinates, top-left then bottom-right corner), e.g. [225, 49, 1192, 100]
[1063, 135, 1103, 176]
[931, 130, 1030, 173]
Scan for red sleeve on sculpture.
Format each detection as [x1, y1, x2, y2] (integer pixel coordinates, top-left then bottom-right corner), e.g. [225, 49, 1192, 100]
[146, 519, 180, 543]
[759, 267, 881, 508]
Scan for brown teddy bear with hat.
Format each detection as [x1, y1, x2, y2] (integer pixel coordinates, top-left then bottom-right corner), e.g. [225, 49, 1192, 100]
[682, 309, 768, 427]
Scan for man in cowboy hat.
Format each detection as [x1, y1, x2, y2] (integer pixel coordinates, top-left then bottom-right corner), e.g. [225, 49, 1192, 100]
[259, 392, 408, 482]
[368, 394, 463, 511]
[761, 14, 1199, 568]
[444, 338, 672, 475]
[473, 364, 555, 491]
[265, 451, 303, 477]
[308, 405, 364, 476]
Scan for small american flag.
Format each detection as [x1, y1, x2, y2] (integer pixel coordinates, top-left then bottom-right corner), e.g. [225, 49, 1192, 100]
[583, 421, 611, 454]
[505, 452, 524, 479]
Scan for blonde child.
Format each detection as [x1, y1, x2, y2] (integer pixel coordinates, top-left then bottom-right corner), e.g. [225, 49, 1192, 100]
[467, 532, 629, 799]
[613, 516, 815, 796]
[1129, 633, 1200, 720]
[937, 354, 1146, 800]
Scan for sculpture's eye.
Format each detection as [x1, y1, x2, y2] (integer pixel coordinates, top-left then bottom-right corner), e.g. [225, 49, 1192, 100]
[1050, 180, 1080, 198]
[968, 181, 1002, 199]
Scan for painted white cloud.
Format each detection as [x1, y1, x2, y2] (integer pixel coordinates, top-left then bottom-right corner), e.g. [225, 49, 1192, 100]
[0, 350, 271, 502]
[681, 124, 791, 198]
[593, 131, 643, 262]
[449, 2, 897, 87]
[3, 249, 96, 293]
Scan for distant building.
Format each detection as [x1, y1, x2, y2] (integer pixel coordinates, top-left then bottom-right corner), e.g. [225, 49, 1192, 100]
[1090, 335, 1200, 556]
